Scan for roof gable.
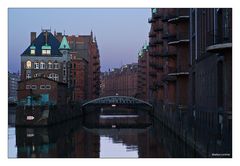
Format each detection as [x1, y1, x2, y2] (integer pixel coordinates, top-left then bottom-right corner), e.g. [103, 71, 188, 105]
[21, 31, 62, 56]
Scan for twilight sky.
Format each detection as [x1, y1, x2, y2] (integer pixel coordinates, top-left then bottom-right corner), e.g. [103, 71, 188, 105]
[8, 8, 151, 72]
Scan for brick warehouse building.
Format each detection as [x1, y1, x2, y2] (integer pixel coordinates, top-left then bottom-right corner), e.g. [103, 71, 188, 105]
[145, 8, 232, 156]
[101, 63, 138, 97]
[188, 8, 232, 154]
[148, 8, 190, 111]
[55, 31, 100, 101]
[18, 29, 100, 105]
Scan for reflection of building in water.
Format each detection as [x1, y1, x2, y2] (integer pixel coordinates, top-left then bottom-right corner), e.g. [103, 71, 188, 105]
[15, 119, 100, 158]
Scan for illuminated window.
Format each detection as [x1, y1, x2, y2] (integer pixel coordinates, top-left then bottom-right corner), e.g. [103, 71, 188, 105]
[30, 49, 35, 55]
[26, 60, 32, 69]
[40, 62, 45, 69]
[42, 44, 51, 55]
[34, 62, 39, 69]
[30, 45, 36, 55]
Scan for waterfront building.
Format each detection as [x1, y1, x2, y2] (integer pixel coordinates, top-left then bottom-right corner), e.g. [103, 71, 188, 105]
[8, 72, 20, 103]
[19, 29, 71, 105]
[55, 31, 100, 101]
[189, 8, 232, 149]
[148, 8, 190, 111]
[18, 29, 101, 105]
[101, 63, 138, 97]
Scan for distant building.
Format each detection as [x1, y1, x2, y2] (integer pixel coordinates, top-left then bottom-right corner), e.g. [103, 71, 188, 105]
[8, 72, 20, 103]
[101, 63, 138, 97]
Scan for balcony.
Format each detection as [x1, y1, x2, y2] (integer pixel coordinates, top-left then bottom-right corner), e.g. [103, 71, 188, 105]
[162, 73, 177, 82]
[168, 32, 189, 45]
[168, 65, 189, 76]
[206, 27, 232, 53]
[168, 9, 190, 23]
[148, 17, 156, 23]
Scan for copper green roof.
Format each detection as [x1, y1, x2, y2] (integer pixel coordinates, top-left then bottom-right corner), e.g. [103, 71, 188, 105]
[152, 8, 157, 14]
[30, 45, 36, 49]
[41, 44, 51, 50]
[59, 36, 70, 50]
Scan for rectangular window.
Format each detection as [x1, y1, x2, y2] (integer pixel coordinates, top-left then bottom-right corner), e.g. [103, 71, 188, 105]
[31, 49, 35, 55]
[46, 50, 51, 55]
[26, 85, 31, 89]
[26, 74, 31, 79]
[54, 63, 59, 69]
[31, 85, 37, 90]
[40, 85, 46, 89]
[34, 63, 39, 69]
[42, 50, 47, 55]
[46, 85, 51, 89]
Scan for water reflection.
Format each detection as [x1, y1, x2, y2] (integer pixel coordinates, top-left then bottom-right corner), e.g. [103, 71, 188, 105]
[9, 107, 201, 158]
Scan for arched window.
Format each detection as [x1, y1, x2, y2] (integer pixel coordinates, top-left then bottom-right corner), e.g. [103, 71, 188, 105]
[40, 61, 45, 69]
[48, 61, 53, 69]
[48, 73, 53, 79]
[54, 61, 59, 69]
[26, 60, 32, 69]
[53, 74, 59, 81]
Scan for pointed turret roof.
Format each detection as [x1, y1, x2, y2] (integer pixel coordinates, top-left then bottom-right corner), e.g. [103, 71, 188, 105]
[59, 36, 70, 50]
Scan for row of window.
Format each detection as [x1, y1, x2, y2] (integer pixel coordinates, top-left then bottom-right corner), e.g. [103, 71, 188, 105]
[26, 73, 59, 81]
[26, 84, 51, 90]
[26, 61, 60, 69]
[30, 49, 51, 55]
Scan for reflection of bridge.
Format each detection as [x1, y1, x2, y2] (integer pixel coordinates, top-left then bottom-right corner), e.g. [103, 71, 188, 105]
[82, 96, 152, 108]
[83, 125, 152, 135]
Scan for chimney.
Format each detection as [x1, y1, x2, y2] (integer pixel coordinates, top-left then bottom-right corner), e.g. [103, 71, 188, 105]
[31, 32, 36, 44]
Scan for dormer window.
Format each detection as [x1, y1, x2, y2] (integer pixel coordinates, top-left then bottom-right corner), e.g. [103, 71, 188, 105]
[42, 44, 51, 55]
[30, 45, 36, 55]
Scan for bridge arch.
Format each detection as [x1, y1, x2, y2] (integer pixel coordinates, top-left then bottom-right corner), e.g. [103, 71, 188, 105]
[82, 96, 152, 108]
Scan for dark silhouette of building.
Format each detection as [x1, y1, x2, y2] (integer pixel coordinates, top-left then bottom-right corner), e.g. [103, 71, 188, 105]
[8, 72, 20, 103]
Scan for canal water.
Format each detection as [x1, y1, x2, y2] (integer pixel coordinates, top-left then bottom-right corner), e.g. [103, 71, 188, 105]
[8, 106, 201, 158]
